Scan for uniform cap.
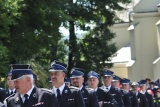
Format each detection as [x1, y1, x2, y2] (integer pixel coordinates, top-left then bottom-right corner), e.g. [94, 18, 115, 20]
[33, 73, 37, 80]
[64, 77, 70, 83]
[121, 78, 130, 84]
[131, 82, 139, 86]
[87, 71, 99, 79]
[49, 60, 67, 73]
[7, 70, 12, 76]
[139, 80, 146, 86]
[112, 75, 121, 81]
[101, 70, 114, 77]
[70, 68, 84, 78]
[11, 64, 33, 80]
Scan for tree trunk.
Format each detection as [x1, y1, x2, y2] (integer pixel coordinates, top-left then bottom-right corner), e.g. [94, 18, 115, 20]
[68, 20, 77, 73]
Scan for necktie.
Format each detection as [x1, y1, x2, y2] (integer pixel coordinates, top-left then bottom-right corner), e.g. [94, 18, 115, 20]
[23, 94, 29, 107]
[57, 89, 61, 101]
[106, 87, 108, 91]
[10, 91, 13, 95]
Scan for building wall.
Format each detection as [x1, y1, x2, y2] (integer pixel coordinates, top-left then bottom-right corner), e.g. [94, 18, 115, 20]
[110, 23, 130, 49]
[110, 63, 128, 78]
[129, 12, 160, 81]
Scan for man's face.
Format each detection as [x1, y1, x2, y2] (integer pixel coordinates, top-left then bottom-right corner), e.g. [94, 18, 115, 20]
[112, 81, 120, 88]
[70, 77, 84, 88]
[7, 76, 15, 89]
[131, 85, 139, 92]
[122, 84, 130, 90]
[50, 71, 65, 86]
[140, 84, 146, 91]
[14, 77, 29, 94]
[87, 77, 99, 89]
[103, 76, 112, 87]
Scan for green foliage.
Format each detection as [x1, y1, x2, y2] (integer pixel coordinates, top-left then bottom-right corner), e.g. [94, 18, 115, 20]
[21, 59, 50, 88]
[62, 0, 131, 72]
[78, 25, 117, 74]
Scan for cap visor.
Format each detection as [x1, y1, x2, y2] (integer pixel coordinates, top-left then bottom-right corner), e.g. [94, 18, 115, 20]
[49, 69, 63, 72]
[88, 76, 98, 78]
[104, 75, 111, 76]
[70, 76, 83, 78]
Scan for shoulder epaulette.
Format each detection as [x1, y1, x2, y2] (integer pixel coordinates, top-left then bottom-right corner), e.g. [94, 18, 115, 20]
[86, 88, 94, 91]
[69, 86, 79, 90]
[4, 93, 16, 101]
[41, 88, 53, 93]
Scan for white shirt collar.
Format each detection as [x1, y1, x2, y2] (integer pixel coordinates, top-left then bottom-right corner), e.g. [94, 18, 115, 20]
[94, 87, 98, 92]
[20, 85, 34, 102]
[53, 83, 65, 96]
[140, 90, 146, 94]
[79, 85, 83, 90]
[104, 85, 111, 91]
[9, 88, 16, 93]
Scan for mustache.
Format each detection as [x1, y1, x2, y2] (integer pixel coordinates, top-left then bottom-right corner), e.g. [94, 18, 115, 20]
[52, 78, 57, 81]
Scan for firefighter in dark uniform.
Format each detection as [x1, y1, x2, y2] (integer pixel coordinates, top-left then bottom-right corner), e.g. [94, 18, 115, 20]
[87, 71, 118, 107]
[121, 78, 132, 107]
[154, 88, 160, 107]
[70, 68, 99, 107]
[0, 87, 6, 103]
[121, 79, 139, 107]
[49, 61, 85, 107]
[139, 80, 154, 107]
[5, 70, 16, 98]
[4, 64, 59, 107]
[101, 70, 124, 107]
[131, 82, 148, 107]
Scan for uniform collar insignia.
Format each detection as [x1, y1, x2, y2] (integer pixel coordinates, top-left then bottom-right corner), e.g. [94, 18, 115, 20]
[32, 92, 38, 99]
[64, 90, 68, 94]
[15, 97, 20, 103]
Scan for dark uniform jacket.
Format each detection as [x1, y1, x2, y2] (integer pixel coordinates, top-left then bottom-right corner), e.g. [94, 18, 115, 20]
[81, 86, 99, 107]
[5, 87, 59, 107]
[137, 92, 148, 107]
[120, 89, 131, 107]
[57, 85, 85, 107]
[106, 86, 124, 107]
[128, 91, 139, 107]
[5, 89, 16, 98]
[0, 88, 6, 102]
[144, 91, 154, 107]
[96, 87, 118, 107]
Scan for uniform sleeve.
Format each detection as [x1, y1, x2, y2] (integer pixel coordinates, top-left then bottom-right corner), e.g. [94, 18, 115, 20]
[0, 89, 6, 102]
[117, 90, 124, 107]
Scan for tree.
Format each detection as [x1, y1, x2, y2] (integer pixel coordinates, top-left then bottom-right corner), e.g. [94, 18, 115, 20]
[0, 0, 63, 64]
[0, 0, 66, 87]
[60, 0, 131, 72]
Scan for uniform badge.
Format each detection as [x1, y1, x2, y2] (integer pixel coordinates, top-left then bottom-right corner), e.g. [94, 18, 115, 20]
[83, 98, 88, 100]
[15, 97, 19, 103]
[64, 90, 68, 94]
[33, 93, 37, 98]
[68, 99, 74, 101]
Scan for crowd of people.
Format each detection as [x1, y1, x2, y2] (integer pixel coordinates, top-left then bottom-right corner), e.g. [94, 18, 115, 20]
[0, 61, 160, 107]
